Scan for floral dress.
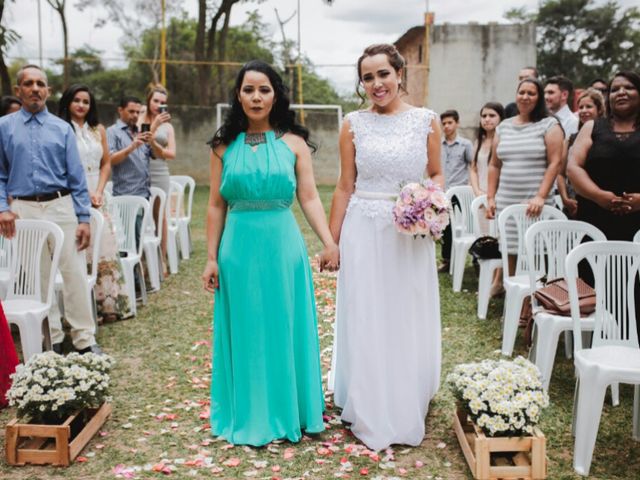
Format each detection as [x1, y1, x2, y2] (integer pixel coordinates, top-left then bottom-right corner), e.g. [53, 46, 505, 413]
[73, 121, 132, 319]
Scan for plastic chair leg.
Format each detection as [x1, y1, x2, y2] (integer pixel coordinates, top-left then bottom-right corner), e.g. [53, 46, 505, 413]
[611, 383, 620, 407]
[167, 233, 179, 274]
[452, 243, 467, 292]
[531, 320, 561, 390]
[179, 222, 190, 260]
[477, 266, 493, 320]
[633, 385, 640, 441]
[564, 331, 573, 359]
[573, 377, 607, 476]
[135, 263, 147, 306]
[501, 290, 523, 356]
[144, 243, 161, 292]
[18, 317, 45, 362]
[120, 262, 137, 317]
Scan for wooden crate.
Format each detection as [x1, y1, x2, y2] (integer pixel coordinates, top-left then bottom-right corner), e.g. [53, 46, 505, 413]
[5, 402, 112, 467]
[453, 407, 547, 480]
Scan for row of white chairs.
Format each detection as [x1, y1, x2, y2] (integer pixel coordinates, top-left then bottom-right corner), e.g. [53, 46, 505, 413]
[5, 175, 196, 362]
[445, 186, 640, 476]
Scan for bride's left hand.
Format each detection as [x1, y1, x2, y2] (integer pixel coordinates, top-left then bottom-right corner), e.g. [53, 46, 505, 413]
[319, 243, 340, 272]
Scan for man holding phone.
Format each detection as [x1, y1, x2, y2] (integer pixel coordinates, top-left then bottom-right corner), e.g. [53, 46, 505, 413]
[107, 96, 152, 201]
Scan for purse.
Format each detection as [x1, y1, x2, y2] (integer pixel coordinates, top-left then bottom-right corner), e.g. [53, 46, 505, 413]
[523, 277, 596, 348]
[468, 236, 501, 260]
[534, 277, 596, 316]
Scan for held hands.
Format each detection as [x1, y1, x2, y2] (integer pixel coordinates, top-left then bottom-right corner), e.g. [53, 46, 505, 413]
[562, 197, 578, 217]
[202, 259, 219, 293]
[526, 195, 545, 218]
[319, 243, 340, 272]
[76, 223, 91, 251]
[622, 192, 640, 213]
[595, 191, 639, 215]
[0, 210, 17, 238]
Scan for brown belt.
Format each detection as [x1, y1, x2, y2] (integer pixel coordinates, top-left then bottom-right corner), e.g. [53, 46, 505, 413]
[13, 189, 71, 202]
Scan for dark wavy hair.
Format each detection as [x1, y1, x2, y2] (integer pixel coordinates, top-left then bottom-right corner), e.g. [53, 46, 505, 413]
[0, 96, 21, 116]
[607, 70, 640, 127]
[209, 60, 315, 151]
[516, 77, 549, 123]
[58, 84, 99, 130]
[473, 102, 504, 167]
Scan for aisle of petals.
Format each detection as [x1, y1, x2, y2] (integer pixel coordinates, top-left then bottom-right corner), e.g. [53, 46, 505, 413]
[107, 269, 454, 479]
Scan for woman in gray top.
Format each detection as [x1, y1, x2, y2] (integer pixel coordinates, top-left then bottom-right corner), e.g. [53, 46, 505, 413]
[141, 85, 176, 274]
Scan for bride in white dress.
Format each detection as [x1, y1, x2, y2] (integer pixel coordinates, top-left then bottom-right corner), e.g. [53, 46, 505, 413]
[327, 44, 443, 451]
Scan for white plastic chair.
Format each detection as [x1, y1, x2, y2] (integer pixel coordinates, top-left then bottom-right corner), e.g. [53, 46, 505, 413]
[525, 220, 606, 389]
[446, 185, 475, 291]
[498, 204, 567, 356]
[471, 195, 502, 319]
[634, 229, 640, 243]
[166, 181, 182, 274]
[54, 208, 104, 326]
[104, 181, 113, 195]
[170, 175, 195, 260]
[565, 241, 640, 476]
[109, 195, 149, 316]
[0, 234, 10, 299]
[3, 220, 64, 361]
[143, 187, 166, 292]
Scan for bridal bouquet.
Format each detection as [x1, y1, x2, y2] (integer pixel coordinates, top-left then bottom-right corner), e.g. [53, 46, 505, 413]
[446, 356, 549, 437]
[7, 351, 114, 423]
[393, 180, 450, 239]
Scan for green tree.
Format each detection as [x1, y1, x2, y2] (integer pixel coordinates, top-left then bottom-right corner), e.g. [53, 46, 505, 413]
[505, 0, 640, 85]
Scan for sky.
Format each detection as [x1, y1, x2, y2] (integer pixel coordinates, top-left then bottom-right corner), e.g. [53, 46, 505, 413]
[5, 0, 637, 94]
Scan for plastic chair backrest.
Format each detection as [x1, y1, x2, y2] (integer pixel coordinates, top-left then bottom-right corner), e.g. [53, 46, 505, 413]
[498, 204, 566, 276]
[525, 220, 606, 301]
[566, 241, 640, 350]
[634, 229, 640, 243]
[5, 219, 64, 308]
[470, 194, 498, 237]
[105, 181, 113, 195]
[109, 195, 149, 257]
[89, 208, 105, 281]
[446, 185, 475, 236]
[0, 234, 9, 270]
[148, 187, 167, 243]
[170, 175, 195, 222]
[167, 181, 183, 227]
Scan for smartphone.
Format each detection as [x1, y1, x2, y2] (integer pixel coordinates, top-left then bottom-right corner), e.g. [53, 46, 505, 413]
[141, 123, 151, 133]
[159, 104, 168, 114]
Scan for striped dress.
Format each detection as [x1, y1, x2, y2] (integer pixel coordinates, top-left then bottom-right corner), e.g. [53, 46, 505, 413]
[495, 116, 558, 252]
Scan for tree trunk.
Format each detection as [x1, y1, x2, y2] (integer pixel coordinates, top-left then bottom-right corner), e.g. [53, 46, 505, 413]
[215, 6, 232, 102]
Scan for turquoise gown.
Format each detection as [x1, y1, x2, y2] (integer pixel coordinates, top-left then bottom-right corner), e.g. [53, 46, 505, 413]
[211, 131, 325, 446]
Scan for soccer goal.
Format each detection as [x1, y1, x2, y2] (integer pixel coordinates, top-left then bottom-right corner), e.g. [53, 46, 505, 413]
[215, 103, 343, 185]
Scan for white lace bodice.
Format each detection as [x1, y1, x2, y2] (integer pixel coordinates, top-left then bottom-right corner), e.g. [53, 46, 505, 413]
[346, 108, 437, 219]
[73, 121, 103, 193]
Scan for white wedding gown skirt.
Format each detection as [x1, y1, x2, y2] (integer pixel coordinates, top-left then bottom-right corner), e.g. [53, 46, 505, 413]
[331, 199, 441, 451]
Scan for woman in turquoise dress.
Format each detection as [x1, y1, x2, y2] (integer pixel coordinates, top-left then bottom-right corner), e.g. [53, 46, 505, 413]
[201, 60, 339, 446]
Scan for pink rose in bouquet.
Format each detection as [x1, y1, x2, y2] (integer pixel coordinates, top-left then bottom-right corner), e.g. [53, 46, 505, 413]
[393, 180, 450, 240]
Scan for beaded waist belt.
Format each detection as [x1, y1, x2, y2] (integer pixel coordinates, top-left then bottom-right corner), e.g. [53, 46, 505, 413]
[229, 199, 292, 211]
[354, 190, 397, 201]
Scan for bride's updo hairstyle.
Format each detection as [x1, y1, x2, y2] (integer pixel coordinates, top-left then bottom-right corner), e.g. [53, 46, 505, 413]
[209, 60, 315, 151]
[356, 43, 407, 105]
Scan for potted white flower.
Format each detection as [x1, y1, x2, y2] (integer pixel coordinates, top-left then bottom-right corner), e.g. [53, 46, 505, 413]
[5, 351, 114, 466]
[447, 356, 549, 479]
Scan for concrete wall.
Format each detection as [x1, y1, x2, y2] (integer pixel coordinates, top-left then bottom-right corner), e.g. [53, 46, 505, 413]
[87, 104, 340, 186]
[398, 23, 536, 139]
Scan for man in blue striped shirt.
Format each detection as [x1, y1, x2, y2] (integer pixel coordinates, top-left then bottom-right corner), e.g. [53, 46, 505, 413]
[0, 64, 100, 355]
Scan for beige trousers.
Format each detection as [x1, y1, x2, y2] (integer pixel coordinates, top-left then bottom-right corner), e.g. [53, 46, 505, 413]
[11, 195, 95, 349]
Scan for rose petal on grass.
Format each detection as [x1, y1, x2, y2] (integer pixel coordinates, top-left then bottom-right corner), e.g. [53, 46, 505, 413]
[75, 456, 88, 463]
[223, 457, 241, 467]
[283, 447, 295, 460]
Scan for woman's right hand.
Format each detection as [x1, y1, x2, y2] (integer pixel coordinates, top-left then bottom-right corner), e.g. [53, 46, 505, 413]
[485, 197, 496, 219]
[202, 260, 219, 293]
[151, 112, 171, 131]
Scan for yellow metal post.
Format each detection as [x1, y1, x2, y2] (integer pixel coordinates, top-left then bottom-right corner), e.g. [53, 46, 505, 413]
[161, 0, 167, 85]
[423, 11, 434, 106]
[297, 62, 305, 125]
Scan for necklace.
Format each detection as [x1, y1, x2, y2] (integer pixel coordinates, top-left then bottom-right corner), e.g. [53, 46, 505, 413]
[244, 130, 285, 147]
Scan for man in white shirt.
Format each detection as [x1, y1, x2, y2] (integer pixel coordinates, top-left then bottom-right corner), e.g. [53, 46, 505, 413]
[544, 76, 579, 138]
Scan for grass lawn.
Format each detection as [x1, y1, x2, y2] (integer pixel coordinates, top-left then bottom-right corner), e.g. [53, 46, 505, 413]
[1, 185, 639, 479]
